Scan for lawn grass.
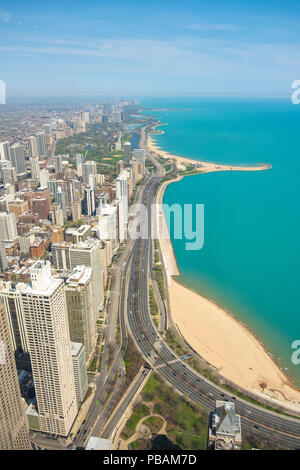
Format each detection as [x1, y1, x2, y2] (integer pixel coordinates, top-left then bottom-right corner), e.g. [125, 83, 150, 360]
[121, 403, 150, 440]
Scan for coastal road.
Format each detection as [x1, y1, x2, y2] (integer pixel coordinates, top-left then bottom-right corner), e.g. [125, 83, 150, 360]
[125, 152, 300, 450]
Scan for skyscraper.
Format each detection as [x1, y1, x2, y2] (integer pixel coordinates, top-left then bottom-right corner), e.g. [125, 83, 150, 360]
[51, 203, 64, 227]
[40, 169, 49, 188]
[82, 160, 97, 187]
[82, 186, 96, 216]
[54, 154, 63, 173]
[0, 242, 8, 273]
[123, 141, 132, 163]
[27, 136, 38, 159]
[36, 132, 47, 156]
[30, 156, 40, 182]
[55, 186, 67, 217]
[0, 302, 31, 450]
[20, 261, 77, 436]
[69, 239, 104, 320]
[71, 200, 82, 222]
[133, 149, 145, 175]
[116, 174, 128, 241]
[0, 141, 10, 161]
[75, 153, 84, 171]
[0, 212, 18, 241]
[65, 266, 96, 362]
[71, 342, 88, 409]
[9, 143, 26, 175]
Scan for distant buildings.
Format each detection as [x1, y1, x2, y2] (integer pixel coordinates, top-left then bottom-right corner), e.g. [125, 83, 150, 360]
[208, 401, 242, 450]
[0, 302, 31, 449]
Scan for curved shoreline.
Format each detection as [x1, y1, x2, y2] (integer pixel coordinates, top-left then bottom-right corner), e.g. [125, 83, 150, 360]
[149, 134, 300, 413]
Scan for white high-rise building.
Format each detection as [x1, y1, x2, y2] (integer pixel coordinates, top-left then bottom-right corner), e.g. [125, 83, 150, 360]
[27, 136, 38, 159]
[21, 261, 77, 436]
[75, 154, 84, 171]
[116, 174, 128, 241]
[40, 169, 49, 188]
[0, 212, 18, 241]
[80, 112, 90, 124]
[82, 161, 97, 187]
[0, 141, 10, 161]
[30, 156, 40, 182]
[98, 204, 118, 243]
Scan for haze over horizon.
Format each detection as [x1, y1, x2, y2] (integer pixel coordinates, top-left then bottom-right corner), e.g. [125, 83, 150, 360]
[0, 0, 300, 97]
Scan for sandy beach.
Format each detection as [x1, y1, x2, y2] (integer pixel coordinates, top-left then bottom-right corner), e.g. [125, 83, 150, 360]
[148, 133, 271, 173]
[150, 133, 300, 411]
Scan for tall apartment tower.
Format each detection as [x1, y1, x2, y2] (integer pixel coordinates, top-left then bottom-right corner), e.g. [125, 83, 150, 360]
[36, 132, 47, 156]
[54, 154, 63, 173]
[1, 282, 29, 353]
[82, 160, 97, 187]
[40, 168, 49, 188]
[71, 200, 82, 222]
[21, 261, 77, 436]
[55, 186, 67, 217]
[82, 186, 96, 216]
[9, 143, 26, 175]
[123, 141, 132, 163]
[71, 342, 88, 408]
[30, 156, 40, 182]
[65, 266, 96, 362]
[0, 302, 31, 450]
[0, 141, 10, 161]
[27, 136, 38, 159]
[69, 239, 104, 321]
[133, 149, 145, 175]
[0, 242, 8, 273]
[116, 174, 128, 242]
[51, 203, 64, 227]
[0, 212, 18, 241]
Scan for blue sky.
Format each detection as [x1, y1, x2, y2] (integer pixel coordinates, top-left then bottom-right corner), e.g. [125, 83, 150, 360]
[0, 0, 300, 96]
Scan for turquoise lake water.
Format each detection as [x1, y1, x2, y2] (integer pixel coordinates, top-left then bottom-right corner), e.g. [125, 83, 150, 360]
[141, 97, 300, 387]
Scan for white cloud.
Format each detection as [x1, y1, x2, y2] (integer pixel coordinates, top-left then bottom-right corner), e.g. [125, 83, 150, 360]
[0, 10, 11, 22]
[187, 23, 245, 32]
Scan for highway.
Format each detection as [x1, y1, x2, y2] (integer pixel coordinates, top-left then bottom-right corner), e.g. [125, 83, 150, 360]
[124, 152, 300, 450]
[75, 173, 151, 447]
